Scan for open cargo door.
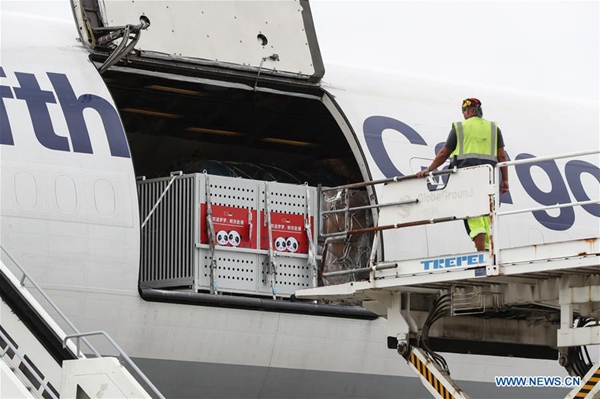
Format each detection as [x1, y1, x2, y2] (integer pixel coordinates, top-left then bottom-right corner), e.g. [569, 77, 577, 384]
[71, 0, 324, 83]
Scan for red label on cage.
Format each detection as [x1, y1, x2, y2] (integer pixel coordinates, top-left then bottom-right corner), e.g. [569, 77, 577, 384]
[200, 204, 257, 249]
[260, 212, 313, 254]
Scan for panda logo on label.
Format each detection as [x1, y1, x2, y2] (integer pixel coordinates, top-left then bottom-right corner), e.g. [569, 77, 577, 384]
[274, 237, 287, 252]
[286, 237, 299, 253]
[216, 230, 228, 246]
[228, 231, 241, 247]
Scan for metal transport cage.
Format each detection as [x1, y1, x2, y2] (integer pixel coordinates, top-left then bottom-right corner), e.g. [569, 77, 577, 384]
[137, 172, 318, 298]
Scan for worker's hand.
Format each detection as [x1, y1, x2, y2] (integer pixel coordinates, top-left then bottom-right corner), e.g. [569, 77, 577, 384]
[500, 180, 509, 194]
[416, 168, 430, 178]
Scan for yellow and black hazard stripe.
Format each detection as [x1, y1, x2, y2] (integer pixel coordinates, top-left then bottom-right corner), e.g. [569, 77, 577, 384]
[575, 367, 600, 398]
[409, 352, 454, 399]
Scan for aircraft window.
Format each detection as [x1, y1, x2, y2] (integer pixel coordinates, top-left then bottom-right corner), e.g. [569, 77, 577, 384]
[94, 179, 116, 216]
[14, 171, 37, 209]
[55, 176, 77, 212]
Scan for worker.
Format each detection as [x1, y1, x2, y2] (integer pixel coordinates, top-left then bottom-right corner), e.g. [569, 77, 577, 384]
[416, 98, 509, 251]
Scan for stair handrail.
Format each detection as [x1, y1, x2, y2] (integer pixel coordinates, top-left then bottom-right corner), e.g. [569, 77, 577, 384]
[0, 244, 99, 358]
[0, 329, 58, 399]
[0, 245, 165, 399]
[63, 331, 165, 399]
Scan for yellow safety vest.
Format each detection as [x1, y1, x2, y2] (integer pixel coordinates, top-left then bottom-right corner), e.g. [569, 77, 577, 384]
[451, 117, 498, 162]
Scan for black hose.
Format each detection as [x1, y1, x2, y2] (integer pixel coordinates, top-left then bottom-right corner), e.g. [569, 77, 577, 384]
[567, 317, 594, 377]
[420, 295, 452, 374]
[99, 30, 129, 73]
[98, 20, 147, 74]
[99, 28, 139, 74]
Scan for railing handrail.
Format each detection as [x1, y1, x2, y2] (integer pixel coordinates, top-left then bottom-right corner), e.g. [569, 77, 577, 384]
[321, 149, 598, 260]
[493, 149, 600, 263]
[320, 168, 455, 193]
[0, 244, 100, 357]
[496, 149, 599, 168]
[496, 199, 600, 217]
[0, 329, 58, 399]
[63, 331, 166, 399]
[317, 149, 598, 281]
[319, 168, 457, 238]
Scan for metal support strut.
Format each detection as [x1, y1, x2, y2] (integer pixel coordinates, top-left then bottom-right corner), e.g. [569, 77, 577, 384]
[304, 183, 318, 288]
[141, 171, 182, 229]
[205, 172, 218, 294]
[264, 182, 277, 299]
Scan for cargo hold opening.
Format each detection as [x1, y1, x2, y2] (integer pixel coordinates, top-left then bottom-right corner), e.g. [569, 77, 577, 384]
[101, 68, 362, 186]
[101, 67, 375, 309]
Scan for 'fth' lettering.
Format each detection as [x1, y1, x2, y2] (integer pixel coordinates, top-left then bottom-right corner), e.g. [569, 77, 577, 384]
[0, 67, 130, 158]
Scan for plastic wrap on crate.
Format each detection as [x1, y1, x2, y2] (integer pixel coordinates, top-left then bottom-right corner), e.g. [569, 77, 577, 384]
[320, 190, 373, 286]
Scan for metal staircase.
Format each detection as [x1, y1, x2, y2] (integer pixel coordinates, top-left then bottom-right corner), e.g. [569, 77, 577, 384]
[0, 245, 165, 399]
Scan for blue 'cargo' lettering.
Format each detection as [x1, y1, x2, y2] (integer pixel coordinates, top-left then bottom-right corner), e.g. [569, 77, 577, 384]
[363, 115, 427, 177]
[515, 153, 574, 231]
[565, 160, 600, 218]
[363, 115, 599, 231]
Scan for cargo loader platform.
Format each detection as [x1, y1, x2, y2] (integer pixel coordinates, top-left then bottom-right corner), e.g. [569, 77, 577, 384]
[296, 150, 600, 399]
[297, 237, 599, 299]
